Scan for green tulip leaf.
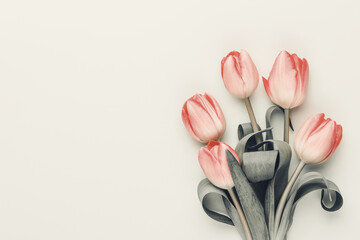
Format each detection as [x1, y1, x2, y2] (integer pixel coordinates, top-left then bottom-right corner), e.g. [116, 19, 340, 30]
[227, 149, 270, 240]
[263, 139, 292, 239]
[197, 179, 247, 239]
[275, 172, 343, 240]
[242, 151, 278, 183]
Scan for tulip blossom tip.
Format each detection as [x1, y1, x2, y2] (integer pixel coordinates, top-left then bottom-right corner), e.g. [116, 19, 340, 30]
[263, 51, 309, 109]
[294, 113, 342, 165]
[182, 93, 226, 143]
[198, 142, 240, 189]
[221, 50, 259, 99]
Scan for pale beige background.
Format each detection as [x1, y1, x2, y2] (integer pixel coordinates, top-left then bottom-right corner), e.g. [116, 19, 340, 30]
[1, 0, 359, 239]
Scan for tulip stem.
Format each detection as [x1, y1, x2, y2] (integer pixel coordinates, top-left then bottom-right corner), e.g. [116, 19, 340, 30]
[244, 97, 259, 132]
[284, 108, 290, 143]
[228, 188, 253, 240]
[244, 97, 262, 149]
[274, 161, 306, 236]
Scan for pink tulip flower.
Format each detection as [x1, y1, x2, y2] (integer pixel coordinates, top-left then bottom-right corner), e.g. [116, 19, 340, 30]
[221, 50, 259, 99]
[182, 93, 226, 143]
[198, 141, 240, 189]
[294, 113, 342, 164]
[262, 51, 309, 109]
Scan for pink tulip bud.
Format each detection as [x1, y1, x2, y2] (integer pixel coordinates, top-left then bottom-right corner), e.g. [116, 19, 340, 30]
[198, 141, 240, 189]
[262, 51, 309, 109]
[221, 50, 259, 99]
[182, 93, 226, 143]
[294, 113, 342, 164]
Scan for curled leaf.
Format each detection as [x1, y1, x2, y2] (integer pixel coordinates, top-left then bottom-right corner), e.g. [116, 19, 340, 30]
[242, 151, 278, 183]
[275, 172, 343, 240]
[197, 179, 246, 239]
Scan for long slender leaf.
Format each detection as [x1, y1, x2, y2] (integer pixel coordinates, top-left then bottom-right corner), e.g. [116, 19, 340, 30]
[227, 150, 270, 240]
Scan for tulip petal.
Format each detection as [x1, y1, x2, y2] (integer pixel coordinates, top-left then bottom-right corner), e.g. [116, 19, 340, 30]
[197, 94, 225, 135]
[238, 50, 259, 96]
[294, 113, 343, 164]
[182, 93, 226, 143]
[186, 101, 217, 141]
[290, 54, 302, 108]
[322, 124, 343, 162]
[263, 51, 309, 109]
[300, 58, 309, 88]
[222, 53, 246, 98]
[181, 104, 201, 142]
[221, 50, 258, 98]
[262, 77, 273, 101]
[199, 147, 226, 188]
[204, 93, 226, 128]
[294, 113, 325, 159]
[292, 58, 309, 107]
[268, 51, 298, 108]
[198, 142, 238, 189]
[301, 120, 336, 164]
[186, 99, 222, 142]
[334, 124, 343, 150]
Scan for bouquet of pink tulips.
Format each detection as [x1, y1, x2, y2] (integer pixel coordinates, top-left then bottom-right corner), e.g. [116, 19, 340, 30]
[182, 50, 343, 240]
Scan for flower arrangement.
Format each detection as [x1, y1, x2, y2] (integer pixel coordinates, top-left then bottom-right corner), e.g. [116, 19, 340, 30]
[181, 50, 343, 240]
